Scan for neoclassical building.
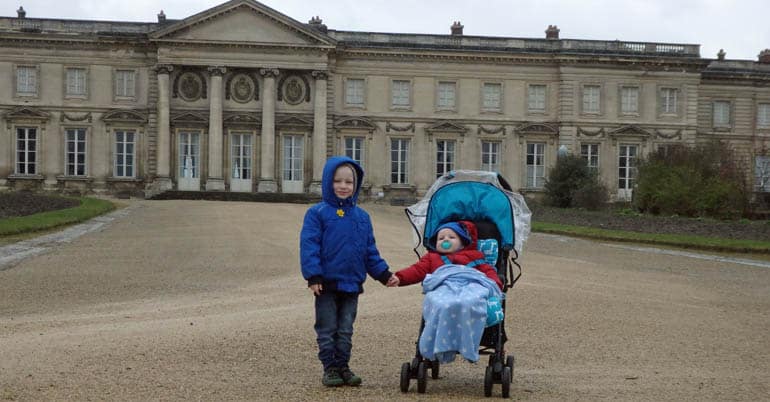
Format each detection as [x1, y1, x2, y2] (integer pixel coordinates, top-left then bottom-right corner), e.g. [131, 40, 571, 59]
[1, 0, 769, 200]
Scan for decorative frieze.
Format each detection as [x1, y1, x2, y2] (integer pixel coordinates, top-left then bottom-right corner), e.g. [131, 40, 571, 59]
[386, 122, 415, 133]
[61, 112, 93, 123]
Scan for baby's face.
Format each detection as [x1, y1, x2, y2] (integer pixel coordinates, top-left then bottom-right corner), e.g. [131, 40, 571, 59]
[435, 228, 463, 254]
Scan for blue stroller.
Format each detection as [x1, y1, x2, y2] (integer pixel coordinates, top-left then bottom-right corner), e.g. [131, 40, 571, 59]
[398, 170, 531, 398]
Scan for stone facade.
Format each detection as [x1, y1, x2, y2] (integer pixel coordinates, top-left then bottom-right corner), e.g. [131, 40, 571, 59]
[1, 0, 769, 200]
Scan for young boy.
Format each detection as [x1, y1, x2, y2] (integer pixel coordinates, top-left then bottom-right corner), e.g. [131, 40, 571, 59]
[300, 156, 394, 387]
[388, 220, 503, 290]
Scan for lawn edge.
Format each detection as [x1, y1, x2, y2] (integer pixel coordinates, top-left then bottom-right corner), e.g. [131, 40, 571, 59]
[0, 197, 116, 236]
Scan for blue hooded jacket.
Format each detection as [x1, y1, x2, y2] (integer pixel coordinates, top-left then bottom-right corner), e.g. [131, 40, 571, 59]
[300, 156, 391, 293]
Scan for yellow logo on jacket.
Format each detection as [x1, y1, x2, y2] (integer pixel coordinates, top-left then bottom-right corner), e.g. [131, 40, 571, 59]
[337, 209, 344, 217]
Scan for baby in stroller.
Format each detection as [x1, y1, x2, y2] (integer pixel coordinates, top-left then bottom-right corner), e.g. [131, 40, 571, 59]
[389, 220, 504, 364]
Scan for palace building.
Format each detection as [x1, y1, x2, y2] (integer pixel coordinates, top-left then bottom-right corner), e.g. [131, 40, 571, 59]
[1, 0, 769, 200]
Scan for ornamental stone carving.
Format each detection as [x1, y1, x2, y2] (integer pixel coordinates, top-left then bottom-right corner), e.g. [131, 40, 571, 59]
[282, 75, 306, 105]
[153, 64, 174, 75]
[312, 70, 329, 80]
[173, 70, 207, 101]
[259, 68, 279, 78]
[228, 73, 257, 103]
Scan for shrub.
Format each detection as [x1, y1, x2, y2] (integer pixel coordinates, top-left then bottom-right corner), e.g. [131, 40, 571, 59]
[544, 154, 609, 210]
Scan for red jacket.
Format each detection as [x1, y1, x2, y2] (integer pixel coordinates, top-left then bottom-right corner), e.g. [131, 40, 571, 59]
[395, 220, 503, 290]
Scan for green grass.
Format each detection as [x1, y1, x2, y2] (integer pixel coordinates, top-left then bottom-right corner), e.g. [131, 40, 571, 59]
[532, 221, 770, 254]
[0, 197, 116, 237]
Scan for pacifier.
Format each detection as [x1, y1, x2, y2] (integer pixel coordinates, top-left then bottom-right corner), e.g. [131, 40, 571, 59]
[440, 240, 452, 250]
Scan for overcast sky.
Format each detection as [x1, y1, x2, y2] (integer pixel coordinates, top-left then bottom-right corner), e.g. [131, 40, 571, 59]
[4, 0, 768, 61]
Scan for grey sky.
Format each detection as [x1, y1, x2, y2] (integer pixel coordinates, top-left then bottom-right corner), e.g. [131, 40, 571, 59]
[4, 0, 768, 61]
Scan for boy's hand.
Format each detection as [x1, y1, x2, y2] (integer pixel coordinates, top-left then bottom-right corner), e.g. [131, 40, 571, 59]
[309, 283, 322, 296]
[386, 276, 400, 287]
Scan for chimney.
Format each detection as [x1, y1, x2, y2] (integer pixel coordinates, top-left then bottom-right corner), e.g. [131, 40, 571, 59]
[157, 10, 166, 23]
[451, 21, 463, 36]
[17, 6, 26, 18]
[759, 49, 770, 64]
[308, 16, 328, 33]
[545, 25, 560, 40]
[717, 49, 726, 61]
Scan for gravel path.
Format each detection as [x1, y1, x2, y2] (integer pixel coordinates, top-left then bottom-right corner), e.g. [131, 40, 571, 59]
[1, 200, 768, 401]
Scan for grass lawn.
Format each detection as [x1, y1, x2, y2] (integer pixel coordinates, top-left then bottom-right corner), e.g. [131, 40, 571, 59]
[0, 197, 116, 238]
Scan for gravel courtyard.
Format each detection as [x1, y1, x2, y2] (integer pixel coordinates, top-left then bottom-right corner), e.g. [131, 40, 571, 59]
[1, 200, 768, 401]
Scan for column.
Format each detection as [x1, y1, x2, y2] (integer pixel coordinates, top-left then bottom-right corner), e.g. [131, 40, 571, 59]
[154, 64, 173, 191]
[258, 68, 279, 193]
[309, 71, 328, 195]
[206, 66, 226, 191]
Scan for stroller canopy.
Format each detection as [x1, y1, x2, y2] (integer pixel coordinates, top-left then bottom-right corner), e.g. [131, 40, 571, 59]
[406, 170, 531, 254]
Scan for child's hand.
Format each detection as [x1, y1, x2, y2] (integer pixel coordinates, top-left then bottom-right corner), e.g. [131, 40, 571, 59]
[386, 275, 400, 287]
[309, 283, 322, 296]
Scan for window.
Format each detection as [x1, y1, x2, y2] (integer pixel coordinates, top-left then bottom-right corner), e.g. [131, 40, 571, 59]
[582, 85, 600, 113]
[345, 78, 365, 107]
[390, 138, 410, 184]
[580, 143, 599, 172]
[436, 140, 455, 178]
[528, 84, 546, 112]
[391, 80, 411, 108]
[618, 145, 638, 191]
[344, 137, 365, 166]
[115, 69, 136, 98]
[66, 67, 87, 97]
[526, 142, 545, 188]
[661, 88, 678, 114]
[16, 66, 37, 96]
[15, 127, 37, 175]
[65, 128, 87, 176]
[482, 83, 502, 110]
[713, 101, 731, 127]
[230, 133, 252, 180]
[758, 103, 770, 128]
[114, 130, 136, 178]
[756, 156, 770, 192]
[481, 141, 500, 172]
[437, 81, 456, 109]
[620, 86, 639, 114]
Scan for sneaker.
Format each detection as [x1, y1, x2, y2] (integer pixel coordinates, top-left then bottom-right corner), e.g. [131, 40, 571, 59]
[322, 367, 344, 387]
[339, 367, 362, 386]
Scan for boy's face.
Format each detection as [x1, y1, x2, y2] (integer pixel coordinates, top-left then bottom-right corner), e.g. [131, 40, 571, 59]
[333, 166, 356, 199]
[435, 228, 463, 254]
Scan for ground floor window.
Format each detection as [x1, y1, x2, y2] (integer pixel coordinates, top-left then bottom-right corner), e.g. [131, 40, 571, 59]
[178, 131, 200, 178]
[114, 130, 135, 178]
[618, 144, 638, 191]
[436, 139, 455, 178]
[344, 137, 365, 167]
[756, 155, 770, 192]
[481, 141, 500, 172]
[231, 133, 252, 180]
[390, 138, 409, 184]
[526, 142, 545, 188]
[282, 135, 303, 181]
[580, 143, 599, 173]
[65, 128, 87, 176]
[15, 127, 37, 175]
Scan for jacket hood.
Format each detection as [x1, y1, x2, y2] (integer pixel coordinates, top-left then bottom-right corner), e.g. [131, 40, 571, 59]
[428, 220, 479, 251]
[321, 156, 364, 206]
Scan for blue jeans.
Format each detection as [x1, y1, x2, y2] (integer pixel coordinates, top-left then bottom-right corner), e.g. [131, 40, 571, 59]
[314, 291, 359, 371]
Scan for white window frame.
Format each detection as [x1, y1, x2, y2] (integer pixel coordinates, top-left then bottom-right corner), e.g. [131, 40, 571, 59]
[15, 65, 39, 98]
[618, 144, 638, 191]
[481, 82, 502, 112]
[757, 103, 770, 128]
[660, 87, 679, 115]
[582, 84, 601, 114]
[229, 131, 253, 180]
[756, 155, 770, 192]
[344, 77, 365, 108]
[620, 86, 640, 115]
[525, 142, 546, 189]
[713, 100, 732, 128]
[15, 127, 39, 175]
[114, 129, 137, 178]
[436, 80, 457, 111]
[64, 128, 88, 177]
[435, 139, 456, 178]
[390, 79, 412, 110]
[65, 66, 88, 98]
[390, 138, 410, 184]
[343, 136, 365, 168]
[580, 143, 600, 173]
[527, 84, 547, 113]
[114, 68, 137, 100]
[481, 141, 501, 172]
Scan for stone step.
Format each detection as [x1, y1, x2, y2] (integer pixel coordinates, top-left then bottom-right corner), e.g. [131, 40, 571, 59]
[148, 190, 320, 204]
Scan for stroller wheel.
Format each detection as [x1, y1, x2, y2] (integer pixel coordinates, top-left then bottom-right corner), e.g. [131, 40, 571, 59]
[400, 362, 411, 393]
[506, 355, 515, 371]
[417, 362, 427, 394]
[431, 360, 440, 379]
[501, 366, 512, 398]
[483, 365, 493, 397]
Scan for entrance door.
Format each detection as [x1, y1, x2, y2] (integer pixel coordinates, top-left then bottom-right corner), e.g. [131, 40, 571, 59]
[178, 131, 200, 191]
[230, 133, 253, 192]
[618, 144, 638, 201]
[282, 134, 303, 193]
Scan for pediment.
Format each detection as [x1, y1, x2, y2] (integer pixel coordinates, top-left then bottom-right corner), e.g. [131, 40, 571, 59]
[171, 111, 209, 125]
[425, 120, 468, 134]
[276, 115, 313, 129]
[516, 122, 559, 136]
[609, 125, 652, 137]
[333, 117, 377, 132]
[150, 0, 334, 48]
[3, 107, 50, 121]
[102, 109, 147, 124]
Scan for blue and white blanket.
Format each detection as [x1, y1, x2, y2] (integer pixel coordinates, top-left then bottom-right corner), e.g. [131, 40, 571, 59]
[419, 264, 503, 364]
